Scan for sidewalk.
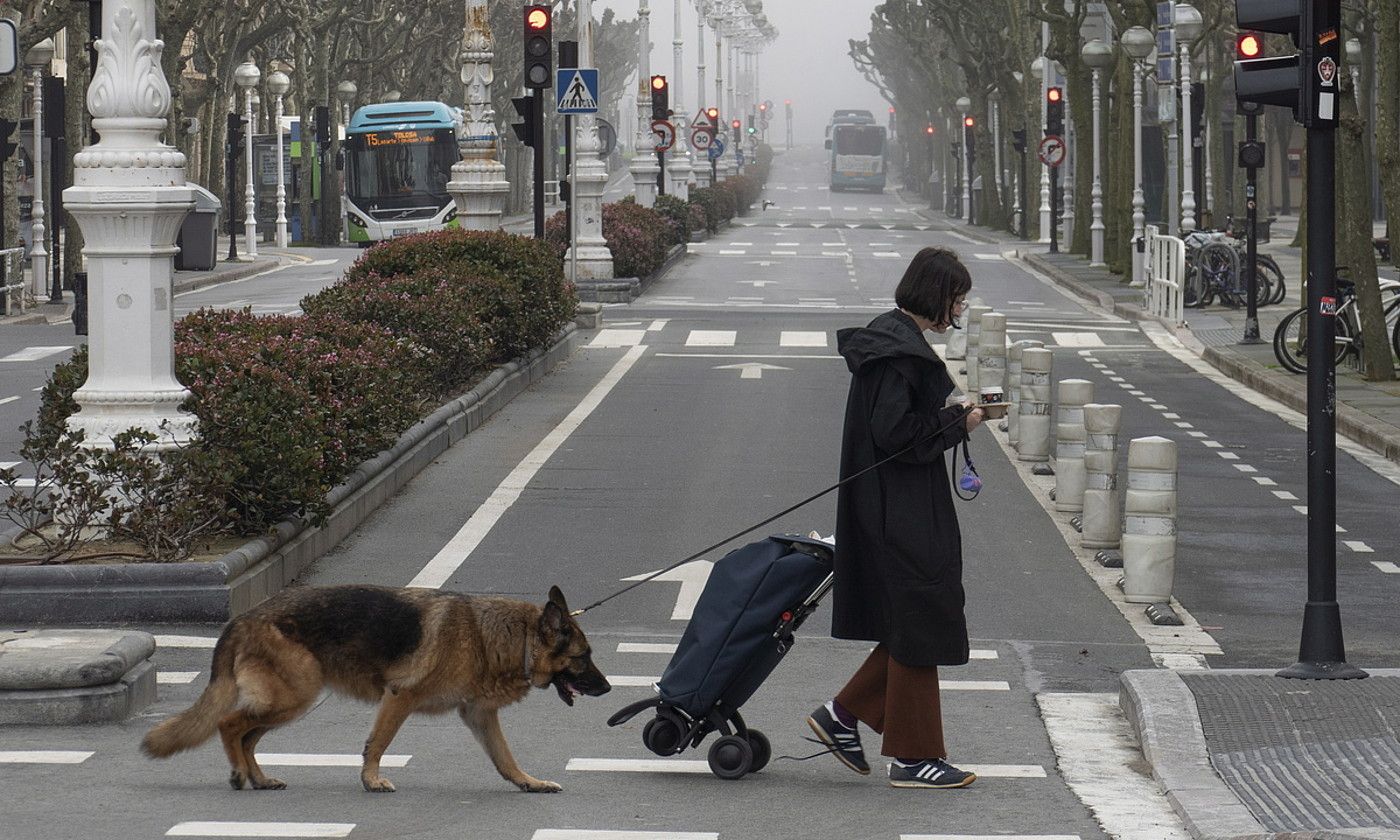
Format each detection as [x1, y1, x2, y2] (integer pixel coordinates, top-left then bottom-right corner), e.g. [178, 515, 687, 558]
[917, 204, 1400, 839]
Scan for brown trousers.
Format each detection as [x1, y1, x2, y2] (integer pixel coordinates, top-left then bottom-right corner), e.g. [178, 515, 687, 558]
[834, 643, 946, 759]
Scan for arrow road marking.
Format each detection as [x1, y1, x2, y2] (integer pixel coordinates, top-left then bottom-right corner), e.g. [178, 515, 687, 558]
[623, 561, 714, 620]
[714, 362, 791, 380]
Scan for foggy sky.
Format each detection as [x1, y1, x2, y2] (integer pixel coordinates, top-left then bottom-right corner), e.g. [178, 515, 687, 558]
[598, 0, 889, 143]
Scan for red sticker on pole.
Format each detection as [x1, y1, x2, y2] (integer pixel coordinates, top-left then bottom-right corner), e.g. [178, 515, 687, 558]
[1320, 296, 1337, 316]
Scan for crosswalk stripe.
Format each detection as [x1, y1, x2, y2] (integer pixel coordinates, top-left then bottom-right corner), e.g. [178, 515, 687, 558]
[685, 330, 737, 347]
[0, 750, 94, 764]
[157, 671, 201, 684]
[154, 634, 218, 648]
[533, 832, 717, 840]
[780, 331, 828, 347]
[589, 330, 646, 348]
[607, 676, 660, 687]
[0, 346, 72, 363]
[257, 754, 410, 768]
[617, 643, 678, 654]
[567, 758, 1044, 777]
[1051, 332, 1106, 347]
[902, 836, 1081, 840]
[1373, 561, 1400, 574]
[166, 823, 355, 837]
[942, 680, 1011, 691]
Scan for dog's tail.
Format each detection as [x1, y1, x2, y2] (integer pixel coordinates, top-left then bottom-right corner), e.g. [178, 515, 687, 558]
[141, 631, 239, 758]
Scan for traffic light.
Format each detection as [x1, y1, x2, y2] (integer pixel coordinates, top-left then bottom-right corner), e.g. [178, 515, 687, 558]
[1239, 138, 1267, 169]
[523, 5, 553, 90]
[731, 119, 741, 131]
[1046, 87, 1064, 136]
[706, 106, 720, 126]
[313, 105, 330, 146]
[924, 124, 935, 137]
[511, 95, 537, 148]
[1236, 31, 1263, 60]
[1234, 0, 1340, 127]
[964, 117, 976, 171]
[650, 75, 669, 120]
[226, 112, 247, 157]
[746, 114, 756, 136]
[1011, 128, 1027, 153]
[0, 117, 16, 161]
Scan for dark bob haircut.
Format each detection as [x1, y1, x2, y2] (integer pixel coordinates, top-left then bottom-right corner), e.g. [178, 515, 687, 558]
[894, 246, 973, 327]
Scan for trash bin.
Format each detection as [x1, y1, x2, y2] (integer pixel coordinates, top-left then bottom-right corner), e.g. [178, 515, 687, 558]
[175, 184, 221, 271]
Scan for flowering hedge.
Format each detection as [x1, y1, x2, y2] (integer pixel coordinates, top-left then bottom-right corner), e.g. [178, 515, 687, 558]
[36, 229, 578, 537]
[546, 198, 681, 279]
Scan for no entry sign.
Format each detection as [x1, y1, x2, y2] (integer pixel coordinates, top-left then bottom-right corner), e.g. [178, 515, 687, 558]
[1038, 134, 1066, 168]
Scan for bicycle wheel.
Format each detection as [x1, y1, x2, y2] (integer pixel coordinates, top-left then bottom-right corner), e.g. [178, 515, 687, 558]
[1256, 255, 1286, 305]
[1184, 264, 1206, 308]
[1199, 243, 1243, 307]
[1273, 306, 1352, 373]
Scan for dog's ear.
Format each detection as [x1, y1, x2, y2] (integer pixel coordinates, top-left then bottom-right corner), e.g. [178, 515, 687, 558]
[547, 585, 570, 613]
[540, 598, 568, 639]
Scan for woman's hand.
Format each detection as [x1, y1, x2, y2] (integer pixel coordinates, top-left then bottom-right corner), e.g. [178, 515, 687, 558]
[962, 402, 985, 433]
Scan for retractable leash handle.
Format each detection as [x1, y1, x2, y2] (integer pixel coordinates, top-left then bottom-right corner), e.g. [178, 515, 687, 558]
[571, 405, 976, 617]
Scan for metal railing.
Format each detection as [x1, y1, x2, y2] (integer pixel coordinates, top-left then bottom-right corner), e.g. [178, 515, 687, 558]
[0, 248, 28, 317]
[1145, 225, 1186, 328]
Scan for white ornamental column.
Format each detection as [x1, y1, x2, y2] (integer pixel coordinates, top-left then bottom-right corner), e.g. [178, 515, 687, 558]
[64, 0, 197, 448]
[668, 0, 693, 199]
[570, 0, 615, 278]
[631, 0, 659, 207]
[448, 0, 508, 231]
[235, 61, 259, 259]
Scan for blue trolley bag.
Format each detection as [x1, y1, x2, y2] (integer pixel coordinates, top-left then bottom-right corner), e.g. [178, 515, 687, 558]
[657, 534, 834, 719]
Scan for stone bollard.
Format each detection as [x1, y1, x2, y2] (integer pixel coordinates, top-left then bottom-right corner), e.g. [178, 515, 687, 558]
[1122, 437, 1178, 604]
[946, 295, 982, 360]
[1054, 380, 1094, 514]
[964, 304, 992, 391]
[1007, 340, 1044, 443]
[976, 312, 1007, 403]
[1016, 348, 1053, 463]
[1080, 404, 1123, 551]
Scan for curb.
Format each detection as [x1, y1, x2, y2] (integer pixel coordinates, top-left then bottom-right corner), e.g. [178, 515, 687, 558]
[575, 242, 687, 304]
[0, 323, 585, 625]
[1022, 252, 1400, 468]
[171, 257, 284, 296]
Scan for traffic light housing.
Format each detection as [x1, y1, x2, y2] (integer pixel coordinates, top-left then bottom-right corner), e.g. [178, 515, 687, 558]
[511, 95, 537, 148]
[1012, 128, 1027, 153]
[1234, 0, 1340, 127]
[227, 112, 247, 157]
[1239, 139, 1267, 169]
[313, 105, 330, 146]
[650, 75, 669, 121]
[1046, 87, 1065, 136]
[523, 5, 553, 90]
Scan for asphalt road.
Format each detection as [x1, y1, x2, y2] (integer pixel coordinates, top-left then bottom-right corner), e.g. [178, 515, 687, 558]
[4, 145, 1396, 839]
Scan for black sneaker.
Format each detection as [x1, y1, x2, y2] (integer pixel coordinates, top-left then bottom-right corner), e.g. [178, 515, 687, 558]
[888, 758, 977, 789]
[806, 701, 870, 775]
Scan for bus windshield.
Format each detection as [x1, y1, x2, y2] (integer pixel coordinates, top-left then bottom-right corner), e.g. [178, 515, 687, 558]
[832, 125, 885, 157]
[346, 127, 457, 208]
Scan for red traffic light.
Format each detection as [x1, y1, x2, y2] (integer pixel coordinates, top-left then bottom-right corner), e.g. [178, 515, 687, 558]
[731, 119, 741, 129]
[759, 103, 768, 112]
[650, 75, 667, 91]
[1236, 32, 1263, 59]
[526, 7, 550, 30]
[924, 124, 935, 135]
[784, 99, 792, 105]
[963, 116, 975, 128]
[1047, 87, 1063, 103]
[706, 107, 719, 119]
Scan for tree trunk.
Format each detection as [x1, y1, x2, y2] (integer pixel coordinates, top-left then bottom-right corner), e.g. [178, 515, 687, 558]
[1376, 0, 1400, 266]
[1338, 75, 1393, 381]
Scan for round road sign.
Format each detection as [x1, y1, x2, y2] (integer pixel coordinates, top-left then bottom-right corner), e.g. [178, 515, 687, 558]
[651, 119, 677, 153]
[1038, 134, 1066, 168]
[690, 126, 714, 151]
[708, 137, 726, 161]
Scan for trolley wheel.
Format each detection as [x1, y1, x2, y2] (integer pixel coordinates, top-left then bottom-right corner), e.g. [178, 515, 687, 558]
[744, 729, 772, 773]
[643, 710, 686, 756]
[707, 735, 754, 780]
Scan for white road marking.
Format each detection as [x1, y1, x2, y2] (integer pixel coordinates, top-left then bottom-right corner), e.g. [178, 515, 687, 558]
[0, 395, 19, 406]
[0, 751, 94, 764]
[1272, 490, 1299, 500]
[154, 634, 218, 648]
[685, 330, 737, 347]
[410, 345, 646, 589]
[607, 676, 661, 687]
[1234, 464, 1258, 473]
[1051, 332, 1106, 347]
[718, 249, 747, 255]
[973, 253, 1006, 260]
[304, 259, 340, 266]
[1128, 390, 1146, 396]
[646, 320, 669, 332]
[1372, 561, 1400, 574]
[1217, 452, 1240, 460]
[713, 362, 790, 380]
[727, 242, 753, 246]
[771, 250, 798, 256]
[946, 231, 977, 244]
[533, 832, 716, 840]
[616, 643, 677, 654]
[157, 671, 200, 685]
[1150, 404, 1168, 410]
[166, 823, 355, 838]
[0, 346, 71, 363]
[1253, 477, 1277, 486]
[873, 251, 902, 258]
[969, 649, 999, 659]
[1202, 441, 1222, 448]
[775, 242, 800, 246]
[1343, 541, 1374, 553]
[589, 329, 646, 348]
[903, 836, 1080, 840]
[1293, 505, 1308, 515]
[1009, 300, 1046, 306]
[622, 561, 713, 621]
[1163, 412, 1181, 419]
[654, 354, 842, 360]
[257, 754, 410, 767]
[942, 680, 1011, 691]
[566, 758, 1044, 777]
[0, 461, 18, 469]
[780, 331, 828, 347]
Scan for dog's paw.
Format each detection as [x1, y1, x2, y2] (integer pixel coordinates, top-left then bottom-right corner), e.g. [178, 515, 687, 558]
[518, 777, 563, 793]
[362, 775, 397, 793]
[229, 770, 247, 791]
[251, 776, 287, 791]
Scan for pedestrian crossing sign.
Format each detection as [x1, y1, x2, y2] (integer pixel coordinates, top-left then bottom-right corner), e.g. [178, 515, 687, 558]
[556, 68, 600, 114]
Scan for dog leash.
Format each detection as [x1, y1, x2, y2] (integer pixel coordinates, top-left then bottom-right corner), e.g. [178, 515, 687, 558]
[570, 405, 976, 617]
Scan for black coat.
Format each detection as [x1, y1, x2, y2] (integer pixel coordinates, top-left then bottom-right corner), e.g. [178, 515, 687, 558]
[832, 310, 971, 668]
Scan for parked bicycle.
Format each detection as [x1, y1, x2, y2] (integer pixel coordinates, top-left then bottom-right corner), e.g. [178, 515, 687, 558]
[1182, 228, 1286, 308]
[1272, 272, 1400, 373]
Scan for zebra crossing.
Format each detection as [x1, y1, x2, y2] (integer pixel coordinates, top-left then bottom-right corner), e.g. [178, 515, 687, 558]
[589, 324, 1139, 352]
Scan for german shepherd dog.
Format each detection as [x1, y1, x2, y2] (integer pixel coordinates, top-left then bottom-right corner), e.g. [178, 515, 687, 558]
[141, 585, 610, 793]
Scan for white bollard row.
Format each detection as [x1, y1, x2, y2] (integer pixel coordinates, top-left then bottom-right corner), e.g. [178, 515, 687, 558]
[946, 295, 982, 360]
[964, 304, 992, 392]
[1080, 403, 1122, 551]
[1006, 340, 1043, 441]
[1016, 348, 1053, 463]
[1053, 380, 1094, 514]
[1122, 436, 1178, 606]
[976, 312, 1007, 404]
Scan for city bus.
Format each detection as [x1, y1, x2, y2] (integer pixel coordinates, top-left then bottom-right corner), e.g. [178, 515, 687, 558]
[827, 120, 888, 192]
[343, 101, 464, 244]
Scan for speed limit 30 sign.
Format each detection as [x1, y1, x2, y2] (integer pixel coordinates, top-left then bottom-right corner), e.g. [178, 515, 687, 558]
[690, 126, 713, 152]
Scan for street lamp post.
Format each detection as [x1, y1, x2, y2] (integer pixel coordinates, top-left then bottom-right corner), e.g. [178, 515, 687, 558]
[1032, 52, 1050, 243]
[336, 80, 357, 131]
[569, 0, 615, 279]
[267, 70, 290, 248]
[448, 0, 508, 232]
[956, 96, 972, 225]
[234, 60, 260, 259]
[1082, 39, 1113, 268]
[1345, 37, 1362, 104]
[990, 91, 1002, 205]
[1122, 26, 1155, 288]
[632, 0, 659, 207]
[1175, 3, 1202, 234]
[26, 39, 54, 303]
[670, 0, 692, 199]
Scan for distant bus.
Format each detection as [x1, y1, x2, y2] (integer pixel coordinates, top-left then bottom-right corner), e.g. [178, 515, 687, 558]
[827, 122, 887, 192]
[826, 109, 875, 137]
[343, 101, 463, 244]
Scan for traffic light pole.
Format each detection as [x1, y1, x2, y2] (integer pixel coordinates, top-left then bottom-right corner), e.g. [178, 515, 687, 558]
[1049, 166, 1060, 254]
[1242, 111, 1262, 344]
[226, 114, 240, 263]
[533, 88, 545, 238]
[1019, 146, 1028, 240]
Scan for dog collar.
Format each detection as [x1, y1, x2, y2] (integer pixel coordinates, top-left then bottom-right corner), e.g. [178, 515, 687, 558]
[522, 633, 533, 686]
